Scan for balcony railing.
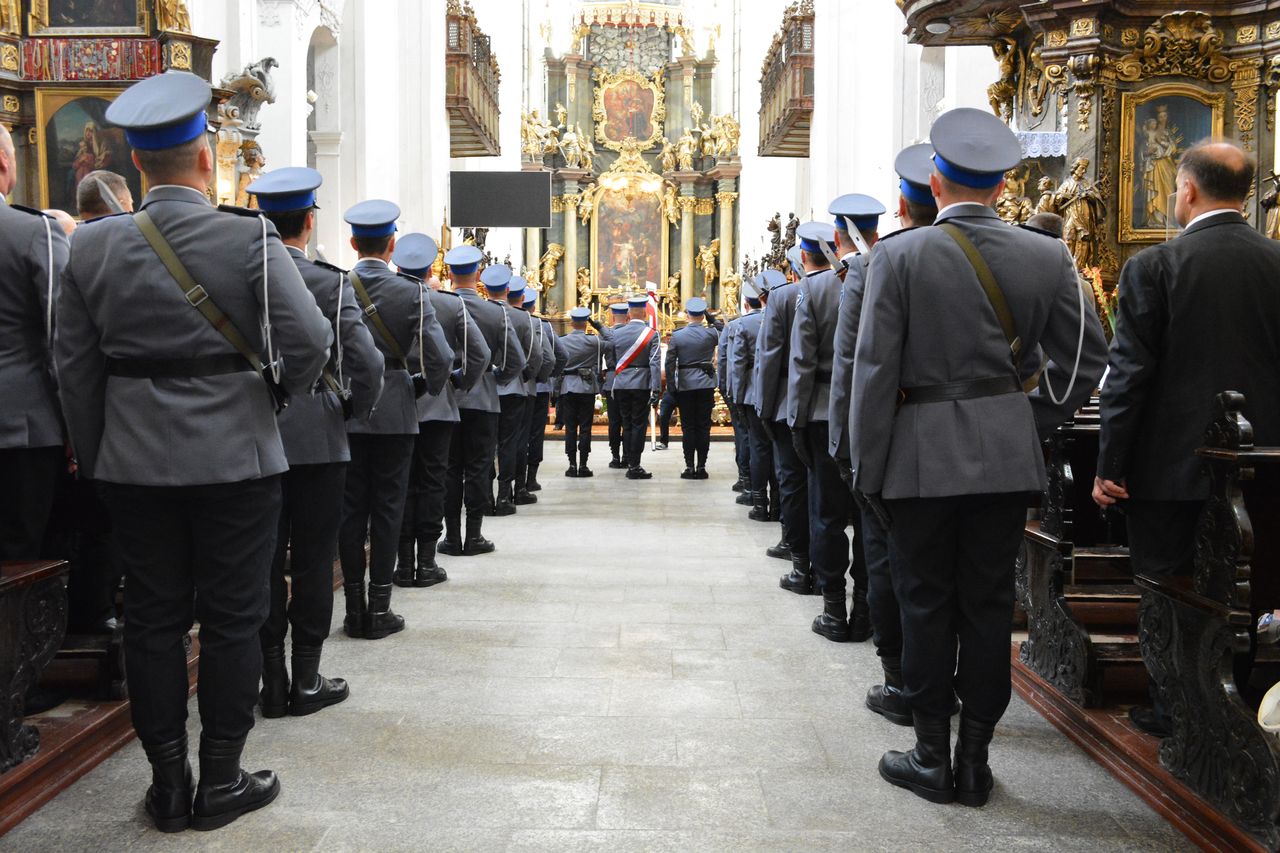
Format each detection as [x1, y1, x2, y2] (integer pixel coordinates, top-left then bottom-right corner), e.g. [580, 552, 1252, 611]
[757, 0, 814, 157]
[445, 0, 500, 157]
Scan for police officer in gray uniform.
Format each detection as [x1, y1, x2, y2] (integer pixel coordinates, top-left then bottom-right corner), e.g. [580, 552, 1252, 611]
[735, 273, 783, 532]
[441, 249, 526, 555]
[557, 306, 604, 476]
[521, 289, 564, 495]
[831, 145, 937, 725]
[717, 308, 751, 497]
[599, 302, 630, 467]
[790, 213, 878, 644]
[392, 233, 490, 589]
[507, 278, 550, 505]
[488, 268, 541, 515]
[55, 72, 333, 832]
[0, 124, 68, 561]
[758, 241, 813, 597]
[608, 294, 661, 479]
[247, 168, 383, 721]
[853, 108, 1106, 806]
[666, 297, 719, 479]
[338, 200, 452, 642]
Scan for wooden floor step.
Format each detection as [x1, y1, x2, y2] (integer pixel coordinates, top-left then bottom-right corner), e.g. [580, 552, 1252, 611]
[1064, 584, 1140, 629]
[1072, 546, 1131, 583]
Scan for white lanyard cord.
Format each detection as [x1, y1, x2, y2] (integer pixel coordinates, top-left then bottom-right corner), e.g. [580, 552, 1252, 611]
[1041, 270, 1088, 406]
[42, 217, 54, 341]
[260, 216, 281, 382]
[334, 270, 345, 388]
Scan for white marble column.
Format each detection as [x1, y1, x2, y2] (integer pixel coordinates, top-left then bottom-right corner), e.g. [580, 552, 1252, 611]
[309, 130, 343, 261]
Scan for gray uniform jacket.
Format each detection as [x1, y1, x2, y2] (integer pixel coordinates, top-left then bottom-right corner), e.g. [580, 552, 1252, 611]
[0, 198, 69, 450]
[788, 267, 843, 428]
[665, 323, 719, 392]
[536, 318, 564, 394]
[598, 322, 626, 391]
[755, 274, 812, 423]
[277, 247, 383, 465]
[522, 311, 552, 395]
[557, 330, 605, 395]
[454, 288, 525, 413]
[851, 203, 1107, 499]
[827, 252, 874, 459]
[498, 302, 540, 397]
[717, 321, 737, 402]
[607, 320, 661, 392]
[415, 287, 491, 424]
[347, 260, 452, 436]
[54, 186, 332, 486]
[731, 310, 764, 409]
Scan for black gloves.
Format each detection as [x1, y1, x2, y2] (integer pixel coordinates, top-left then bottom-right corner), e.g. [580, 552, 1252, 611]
[857, 490, 892, 530]
[791, 426, 813, 469]
[649, 391, 660, 408]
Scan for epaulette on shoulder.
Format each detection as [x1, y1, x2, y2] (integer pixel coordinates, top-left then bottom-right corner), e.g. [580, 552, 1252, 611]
[216, 203, 265, 218]
[1018, 223, 1060, 240]
[313, 259, 348, 274]
[878, 225, 921, 243]
[395, 271, 425, 284]
[9, 203, 56, 220]
[433, 287, 461, 297]
[80, 211, 131, 224]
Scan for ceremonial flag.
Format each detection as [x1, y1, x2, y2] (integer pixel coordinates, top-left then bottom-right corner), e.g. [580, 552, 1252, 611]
[645, 280, 659, 330]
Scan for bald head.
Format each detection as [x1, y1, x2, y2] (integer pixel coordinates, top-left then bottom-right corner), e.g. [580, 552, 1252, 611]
[0, 124, 15, 197]
[1175, 140, 1254, 227]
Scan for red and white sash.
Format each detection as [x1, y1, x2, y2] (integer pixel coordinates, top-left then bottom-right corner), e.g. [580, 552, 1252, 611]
[615, 324, 656, 371]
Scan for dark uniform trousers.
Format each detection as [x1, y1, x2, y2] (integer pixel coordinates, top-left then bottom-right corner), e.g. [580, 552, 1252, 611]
[103, 475, 281, 747]
[658, 390, 676, 446]
[525, 391, 551, 469]
[743, 408, 777, 507]
[1126, 499, 1202, 577]
[496, 394, 527, 488]
[771, 420, 810, 557]
[339, 434, 415, 589]
[861, 507, 900, 661]
[43, 469, 119, 631]
[0, 446, 64, 560]
[607, 396, 623, 459]
[613, 390, 651, 468]
[560, 392, 595, 460]
[446, 408, 499, 524]
[804, 421, 864, 594]
[262, 462, 345, 648]
[728, 404, 751, 483]
[513, 395, 538, 488]
[675, 389, 715, 468]
[401, 420, 454, 546]
[887, 492, 1028, 723]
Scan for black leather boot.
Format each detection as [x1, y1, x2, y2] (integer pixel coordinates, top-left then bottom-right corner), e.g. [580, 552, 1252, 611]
[626, 466, 653, 480]
[463, 514, 495, 555]
[694, 464, 708, 480]
[849, 586, 872, 642]
[769, 487, 781, 521]
[812, 591, 851, 642]
[735, 489, 754, 506]
[259, 644, 288, 719]
[414, 539, 447, 587]
[732, 477, 747, 492]
[392, 536, 416, 588]
[954, 714, 997, 807]
[493, 482, 517, 515]
[526, 463, 542, 492]
[143, 735, 193, 833]
[879, 713, 955, 805]
[747, 491, 770, 522]
[288, 644, 349, 716]
[363, 582, 405, 640]
[514, 477, 538, 504]
[341, 580, 365, 639]
[191, 735, 280, 831]
[578, 452, 593, 477]
[779, 553, 815, 595]
[866, 657, 912, 726]
[565, 457, 579, 477]
[681, 465, 696, 479]
[438, 517, 463, 556]
[765, 537, 791, 560]
[609, 452, 625, 469]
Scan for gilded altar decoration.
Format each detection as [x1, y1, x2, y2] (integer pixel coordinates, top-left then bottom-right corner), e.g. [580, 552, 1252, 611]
[1230, 59, 1263, 151]
[1119, 83, 1225, 242]
[662, 184, 679, 224]
[234, 140, 265, 209]
[675, 127, 696, 170]
[34, 87, 145, 214]
[155, 0, 191, 33]
[659, 138, 676, 172]
[697, 239, 720, 295]
[539, 243, 565, 292]
[28, 0, 149, 36]
[1, 95, 17, 113]
[988, 38, 1019, 123]
[1055, 158, 1105, 271]
[1113, 12, 1232, 84]
[585, 137, 667, 293]
[996, 168, 1034, 224]
[720, 273, 741, 318]
[520, 109, 558, 159]
[1, 42, 17, 72]
[576, 266, 592, 307]
[591, 67, 666, 151]
[0, 0, 18, 34]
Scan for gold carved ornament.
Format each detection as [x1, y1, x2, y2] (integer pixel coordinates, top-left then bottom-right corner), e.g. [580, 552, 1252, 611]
[1268, 21, 1280, 41]
[2, 94, 17, 113]
[168, 41, 192, 70]
[0, 0, 17, 35]
[694, 198, 714, 216]
[715, 191, 738, 207]
[1238, 25, 1259, 45]
[591, 67, 666, 152]
[1070, 18, 1095, 38]
[1113, 11, 1232, 84]
[156, 0, 191, 33]
[0, 42, 16, 72]
[1230, 59, 1263, 151]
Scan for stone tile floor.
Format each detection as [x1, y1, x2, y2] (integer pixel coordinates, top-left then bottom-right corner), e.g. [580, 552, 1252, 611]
[2, 447, 1191, 852]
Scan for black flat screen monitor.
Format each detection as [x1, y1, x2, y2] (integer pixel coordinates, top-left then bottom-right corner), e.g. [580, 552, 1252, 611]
[450, 171, 551, 228]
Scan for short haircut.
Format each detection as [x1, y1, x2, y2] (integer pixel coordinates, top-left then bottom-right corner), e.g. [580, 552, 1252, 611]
[353, 234, 393, 256]
[264, 208, 311, 240]
[1025, 211, 1063, 238]
[933, 169, 1000, 203]
[76, 170, 129, 218]
[133, 136, 208, 183]
[1179, 140, 1255, 202]
[801, 248, 830, 269]
[905, 199, 938, 226]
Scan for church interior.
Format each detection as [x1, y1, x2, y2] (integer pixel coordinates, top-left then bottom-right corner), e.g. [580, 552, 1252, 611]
[3, 0, 1280, 850]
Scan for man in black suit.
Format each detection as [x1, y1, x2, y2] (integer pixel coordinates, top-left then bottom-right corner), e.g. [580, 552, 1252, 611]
[1095, 140, 1280, 736]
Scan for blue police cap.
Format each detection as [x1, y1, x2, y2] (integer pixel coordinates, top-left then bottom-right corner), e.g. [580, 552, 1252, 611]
[760, 268, 787, 292]
[796, 221, 837, 254]
[627, 294, 649, 309]
[506, 275, 526, 301]
[569, 306, 592, 321]
[443, 244, 484, 275]
[609, 302, 628, 315]
[105, 71, 211, 151]
[246, 167, 322, 213]
[895, 143, 936, 206]
[829, 193, 886, 234]
[344, 199, 400, 238]
[784, 245, 804, 277]
[742, 278, 761, 302]
[685, 297, 708, 316]
[930, 107, 1021, 189]
[392, 233, 439, 276]
[523, 290, 538, 308]
[480, 264, 512, 291]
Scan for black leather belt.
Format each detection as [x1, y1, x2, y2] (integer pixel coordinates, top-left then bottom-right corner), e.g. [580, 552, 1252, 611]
[899, 375, 1020, 405]
[106, 354, 251, 378]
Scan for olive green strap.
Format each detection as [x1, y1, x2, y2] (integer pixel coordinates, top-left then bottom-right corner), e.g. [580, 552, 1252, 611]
[937, 222, 1022, 363]
[348, 270, 408, 370]
[133, 210, 264, 372]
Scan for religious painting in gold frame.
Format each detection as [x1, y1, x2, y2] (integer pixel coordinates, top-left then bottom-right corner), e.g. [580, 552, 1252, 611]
[1119, 83, 1225, 243]
[28, 0, 149, 35]
[590, 185, 668, 294]
[35, 88, 146, 215]
[592, 68, 666, 151]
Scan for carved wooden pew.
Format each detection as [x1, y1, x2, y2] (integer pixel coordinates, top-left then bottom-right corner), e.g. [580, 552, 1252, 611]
[0, 561, 69, 773]
[1136, 390, 1280, 849]
[1017, 400, 1145, 707]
